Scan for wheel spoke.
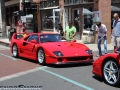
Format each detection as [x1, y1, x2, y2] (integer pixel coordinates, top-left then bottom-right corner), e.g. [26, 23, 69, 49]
[110, 62, 114, 70]
[114, 69, 118, 73]
[112, 74, 117, 82]
[104, 68, 110, 73]
[40, 57, 43, 60]
[108, 74, 112, 81]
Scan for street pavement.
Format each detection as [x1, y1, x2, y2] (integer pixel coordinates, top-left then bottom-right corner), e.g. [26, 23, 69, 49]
[0, 45, 120, 90]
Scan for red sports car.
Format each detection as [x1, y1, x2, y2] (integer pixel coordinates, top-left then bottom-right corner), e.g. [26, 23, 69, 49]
[92, 48, 120, 86]
[10, 33, 93, 65]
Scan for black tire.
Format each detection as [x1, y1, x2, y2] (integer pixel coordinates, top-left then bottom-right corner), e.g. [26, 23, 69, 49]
[103, 60, 120, 86]
[37, 48, 46, 65]
[12, 44, 19, 58]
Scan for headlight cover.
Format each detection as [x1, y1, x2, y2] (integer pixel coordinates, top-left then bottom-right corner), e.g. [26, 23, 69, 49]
[86, 50, 92, 54]
[53, 51, 64, 56]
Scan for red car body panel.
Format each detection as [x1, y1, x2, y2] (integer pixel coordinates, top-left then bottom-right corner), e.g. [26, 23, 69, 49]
[10, 33, 93, 64]
[92, 53, 120, 77]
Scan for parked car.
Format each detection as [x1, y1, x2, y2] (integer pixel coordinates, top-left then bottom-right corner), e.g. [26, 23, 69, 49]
[10, 33, 93, 65]
[92, 48, 120, 86]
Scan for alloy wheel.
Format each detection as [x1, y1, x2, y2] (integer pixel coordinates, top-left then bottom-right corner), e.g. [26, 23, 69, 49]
[38, 49, 45, 64]
[12, 44, 18, 57]
[103, 60, 120, 86]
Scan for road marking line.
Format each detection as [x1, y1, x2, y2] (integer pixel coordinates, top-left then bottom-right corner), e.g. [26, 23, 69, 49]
[0, 49, 9, 50]
[0, 52, 17, 60]
[0, 66, 48, 82]
[41, 69, 94, 90]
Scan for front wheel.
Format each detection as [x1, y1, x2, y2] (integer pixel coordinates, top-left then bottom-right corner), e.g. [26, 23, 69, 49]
[103, 60, 120, 86]
[37, 48, 46, 65]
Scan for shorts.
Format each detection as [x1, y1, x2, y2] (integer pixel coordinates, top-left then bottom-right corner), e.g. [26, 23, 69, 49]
[111, 36, 115, 46]
[111, 36, 120, 47]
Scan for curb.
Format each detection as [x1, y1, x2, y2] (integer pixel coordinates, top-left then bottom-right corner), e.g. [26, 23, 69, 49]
[92, 50, 113, 55]
[0, 41, 10, 47]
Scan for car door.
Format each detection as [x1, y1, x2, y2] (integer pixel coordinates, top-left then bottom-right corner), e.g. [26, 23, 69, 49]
[22, 34, 39, 58]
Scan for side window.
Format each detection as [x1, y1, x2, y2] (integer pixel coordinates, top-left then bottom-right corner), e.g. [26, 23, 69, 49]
[27, 35, 39, 43]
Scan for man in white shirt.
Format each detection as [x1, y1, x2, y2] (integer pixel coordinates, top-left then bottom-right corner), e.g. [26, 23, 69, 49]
[96, 22, 108, 56]
[112, 13, 120, 52]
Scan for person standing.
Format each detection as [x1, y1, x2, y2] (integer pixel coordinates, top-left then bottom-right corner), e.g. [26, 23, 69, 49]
[21, 23, 27, 37]
[96, 22, 108, 56]
[112, 13, 120, 52]
[58, 22, 64, 36]
[64, 21, 77, 41]
[78, 20, 81, 27]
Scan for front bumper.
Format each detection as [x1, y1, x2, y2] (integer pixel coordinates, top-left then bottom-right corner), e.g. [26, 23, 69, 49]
[52, 59, 94, 65]
[46, 55, 93, 64]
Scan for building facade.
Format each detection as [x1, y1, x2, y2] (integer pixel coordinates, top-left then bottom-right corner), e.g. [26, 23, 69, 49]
[0, 0, 20, 37]
[33, 0, 120, 43]
[1, 0, 120, 43]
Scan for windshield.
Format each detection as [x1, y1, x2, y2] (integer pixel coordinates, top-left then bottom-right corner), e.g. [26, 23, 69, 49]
[40, 34, 61, 43]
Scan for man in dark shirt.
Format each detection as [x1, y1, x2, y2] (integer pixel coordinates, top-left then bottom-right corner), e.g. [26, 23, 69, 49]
[58, 22, 64, 36]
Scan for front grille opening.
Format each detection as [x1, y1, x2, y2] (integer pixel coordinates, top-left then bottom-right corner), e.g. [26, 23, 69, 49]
[66, 57, 89, 61]
[90, 56, 93, 59]
[58, 58, 63, 62]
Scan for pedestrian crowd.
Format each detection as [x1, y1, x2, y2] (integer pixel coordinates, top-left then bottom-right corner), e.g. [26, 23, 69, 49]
[57, 13, 120, 57]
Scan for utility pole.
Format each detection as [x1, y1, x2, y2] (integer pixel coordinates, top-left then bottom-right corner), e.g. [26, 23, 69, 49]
[37, 3, 41, 33]
[0, 0, 7, 38]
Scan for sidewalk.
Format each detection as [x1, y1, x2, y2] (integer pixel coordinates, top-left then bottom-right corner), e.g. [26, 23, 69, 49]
[0, 38, 113, 54]
[0, 38, 10, 46]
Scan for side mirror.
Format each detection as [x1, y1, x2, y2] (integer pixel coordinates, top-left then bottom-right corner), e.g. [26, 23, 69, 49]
[116, 48, 120, 53]
[72, 40, 76, 42]
[30, 40, 37, 44]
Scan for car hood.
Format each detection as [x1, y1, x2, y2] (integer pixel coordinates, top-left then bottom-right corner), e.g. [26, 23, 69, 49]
[40, 42, 91, 56]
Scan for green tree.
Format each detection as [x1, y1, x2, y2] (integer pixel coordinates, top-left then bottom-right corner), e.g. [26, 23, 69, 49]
[0, 0, 6, 38]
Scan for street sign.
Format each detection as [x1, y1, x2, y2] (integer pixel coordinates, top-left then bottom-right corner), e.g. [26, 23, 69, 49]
[93, 11, 102, 23]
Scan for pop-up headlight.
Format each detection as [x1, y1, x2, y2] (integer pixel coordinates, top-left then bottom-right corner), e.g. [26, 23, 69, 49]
[86, 50, 92, 54]
[53, 51, 64, 56]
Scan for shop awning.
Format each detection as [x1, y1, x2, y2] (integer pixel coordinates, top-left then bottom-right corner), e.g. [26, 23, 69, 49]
[111, 6, 120, 11]
[64, 2, 94, 8]
[83, 8, 92, 15]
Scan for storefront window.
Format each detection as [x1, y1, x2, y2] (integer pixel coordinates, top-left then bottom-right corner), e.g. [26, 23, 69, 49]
[41, 9, 60, 30]
[83, 7, 93, 31]
[40, 0, 59, 8]
[72, 7, 93, 32]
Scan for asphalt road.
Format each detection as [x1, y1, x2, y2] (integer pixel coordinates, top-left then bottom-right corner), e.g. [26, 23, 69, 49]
[0, 45, 120, 90]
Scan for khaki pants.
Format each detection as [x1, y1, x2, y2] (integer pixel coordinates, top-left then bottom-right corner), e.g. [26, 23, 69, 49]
[111, 36, 120, 48]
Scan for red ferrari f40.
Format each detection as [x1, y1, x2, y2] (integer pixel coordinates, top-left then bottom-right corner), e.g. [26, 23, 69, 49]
[10, 33, 93, 65]
[92, 48, 120, 86]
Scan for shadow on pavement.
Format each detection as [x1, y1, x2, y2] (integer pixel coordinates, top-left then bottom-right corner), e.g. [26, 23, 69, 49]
[18, 57, 39, 64]
[12, 55, 94, 68]
[92, 75, 120, 88]
[92, 75, 104, 82]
